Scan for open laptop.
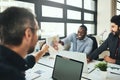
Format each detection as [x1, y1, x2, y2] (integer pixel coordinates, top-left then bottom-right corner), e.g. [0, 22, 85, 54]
[57, 51, 88, 73]
[52, 55, 84, 80]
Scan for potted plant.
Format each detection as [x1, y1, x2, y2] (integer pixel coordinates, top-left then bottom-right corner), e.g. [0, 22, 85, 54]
[95, 62, 107, 71]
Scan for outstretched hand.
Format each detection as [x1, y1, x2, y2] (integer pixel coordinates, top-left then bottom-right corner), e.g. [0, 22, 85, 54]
[104, 55, 116, 64]
[41, 44, 49, 55]
[87, 56, 92, 63]
[59, 40, 64, 46]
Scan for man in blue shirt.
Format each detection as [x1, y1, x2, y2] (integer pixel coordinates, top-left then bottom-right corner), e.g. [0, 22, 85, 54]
[62, 25, 93, 54]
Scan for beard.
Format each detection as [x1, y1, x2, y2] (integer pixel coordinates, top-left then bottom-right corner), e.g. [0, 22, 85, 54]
[112, 31, 117, 36]
[112, 30, 120, 36]
[27, 36, 38, 54]
[27, 46, 35, 54]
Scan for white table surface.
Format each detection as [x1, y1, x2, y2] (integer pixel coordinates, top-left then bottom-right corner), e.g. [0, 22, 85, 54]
[26, 52, 120, 80]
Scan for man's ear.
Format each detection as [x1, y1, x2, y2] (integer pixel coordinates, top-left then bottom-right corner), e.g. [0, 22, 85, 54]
[24, 28, 33, 41]
[119, 27, 120, 30]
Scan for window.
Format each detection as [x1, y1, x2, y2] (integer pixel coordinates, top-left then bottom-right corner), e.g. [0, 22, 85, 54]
[84, 24, 95, 34]
[84, 0, 95, 11]
[41, 22, 64, 38]
[0, 1, 35, 14]
[17, 0, 97, 39]
[117, 10, 120, 15]
[117, 0, 120, 15]
[48, 0, 64, 4]
[67, 10, 81, 20]
[67, 23, 81, 35]
[66, 0, 82, 8]
[42, 5, 63, 18]
[84, 13, 94, 21]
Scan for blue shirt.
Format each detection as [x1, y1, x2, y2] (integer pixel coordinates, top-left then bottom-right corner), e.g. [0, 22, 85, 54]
[63, 33, 93, 54]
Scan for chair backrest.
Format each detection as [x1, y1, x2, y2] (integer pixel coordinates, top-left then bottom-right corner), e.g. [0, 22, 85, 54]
[87, 34, 98, 53]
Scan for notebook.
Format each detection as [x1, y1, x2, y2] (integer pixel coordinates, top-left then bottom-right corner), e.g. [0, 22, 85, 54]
[52, 55, 84, 80]
[57, 51, 88, 73]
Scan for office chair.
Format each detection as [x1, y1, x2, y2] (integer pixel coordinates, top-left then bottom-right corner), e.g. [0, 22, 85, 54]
[87, 34, 98, 54]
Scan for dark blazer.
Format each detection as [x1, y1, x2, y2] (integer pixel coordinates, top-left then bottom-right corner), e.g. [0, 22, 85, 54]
[0, 45, 35, 80]
[88, 33, 120, 65]
[0, 63, 25, 80]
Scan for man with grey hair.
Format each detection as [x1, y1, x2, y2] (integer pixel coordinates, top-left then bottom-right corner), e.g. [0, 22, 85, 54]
[0, 7, 49, 80]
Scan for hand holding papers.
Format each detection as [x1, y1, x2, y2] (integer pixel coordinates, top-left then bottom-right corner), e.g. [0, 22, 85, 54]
[46, 35, 64, 59]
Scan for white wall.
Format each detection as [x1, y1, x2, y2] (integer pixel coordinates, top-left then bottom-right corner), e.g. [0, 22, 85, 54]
[97, 0, 113, 40]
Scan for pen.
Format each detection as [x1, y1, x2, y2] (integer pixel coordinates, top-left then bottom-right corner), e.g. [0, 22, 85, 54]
[82, 76, 91, 80]
[31, 75, 41, 80]
[110, 72, 120, 75]
[110, 67, 120, 70]
[88, 68, 96, 74]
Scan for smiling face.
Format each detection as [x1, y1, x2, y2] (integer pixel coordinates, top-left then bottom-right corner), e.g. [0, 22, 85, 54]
[77, 27, 86, 40]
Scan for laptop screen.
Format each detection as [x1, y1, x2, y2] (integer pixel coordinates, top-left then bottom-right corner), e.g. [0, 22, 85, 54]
[52, 55, 84, 80]
[58, 51, 88, 73]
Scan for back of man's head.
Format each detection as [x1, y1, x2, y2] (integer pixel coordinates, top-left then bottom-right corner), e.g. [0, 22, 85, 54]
[0, 7, 35, 46]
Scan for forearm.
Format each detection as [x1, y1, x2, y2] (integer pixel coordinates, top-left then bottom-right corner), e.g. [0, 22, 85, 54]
[104, 56, 116, 64]
[33, 50, 46, 62]
[33, 44, 49, 62]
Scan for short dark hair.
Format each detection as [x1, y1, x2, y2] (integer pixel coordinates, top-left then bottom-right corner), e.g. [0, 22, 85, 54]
[111, 15, 120, 27]
[0, 7, 35, 45]
[79, 25, 87, 32]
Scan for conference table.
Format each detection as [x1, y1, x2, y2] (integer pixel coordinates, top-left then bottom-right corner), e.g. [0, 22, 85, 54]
[26, 51, 120, 80]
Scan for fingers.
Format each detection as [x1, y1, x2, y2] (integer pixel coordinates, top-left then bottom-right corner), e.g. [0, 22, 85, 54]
[104, 55, 109, 61]
[41, 44, 49, 53]
[103, 56, 115, 63]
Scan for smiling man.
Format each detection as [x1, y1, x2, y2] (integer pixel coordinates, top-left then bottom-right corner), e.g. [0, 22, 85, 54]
[87, 15, 120, 65]
[61, 25, 93, 54]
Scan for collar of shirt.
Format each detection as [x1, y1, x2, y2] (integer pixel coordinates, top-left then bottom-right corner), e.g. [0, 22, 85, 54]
[0, 45, 28, 71]
[76, 35, 88, 41]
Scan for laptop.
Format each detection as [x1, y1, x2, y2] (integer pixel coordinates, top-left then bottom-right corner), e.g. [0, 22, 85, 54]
[52, 55, 84, 80]
[57, 51, 88, 73]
